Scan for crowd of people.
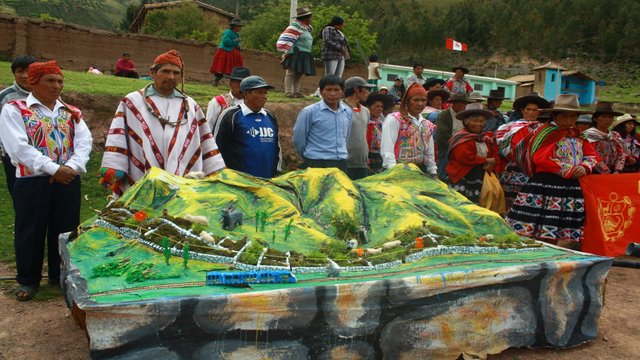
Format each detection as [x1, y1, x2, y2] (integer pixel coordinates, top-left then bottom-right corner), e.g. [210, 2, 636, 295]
[1, 6, 639, 302]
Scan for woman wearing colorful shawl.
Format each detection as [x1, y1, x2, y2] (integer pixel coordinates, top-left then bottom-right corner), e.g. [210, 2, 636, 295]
[495, 92, 550, 211]
[276, 6, 315, 98]
[505, 94, 601, 247]
[422, 89, 449, 123]
[380, 83, 437, 175]
[582, 101, 628, 173]
[210, 19, 244, 86]
[611, 113, 640, 172]
[445, 103, 499, 204]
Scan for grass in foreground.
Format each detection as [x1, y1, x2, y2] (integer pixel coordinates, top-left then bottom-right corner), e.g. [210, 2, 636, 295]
[0, 151, 110, 266]
[0, 61, 307, 106]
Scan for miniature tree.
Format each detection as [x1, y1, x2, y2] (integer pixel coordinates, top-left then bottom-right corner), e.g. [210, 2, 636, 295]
[260, 210, 268, 232]
[271, 230, 276, 243]
[162, 237, 171, 265]
[283, 218, 294, 242]
[182, 241, 190, 269]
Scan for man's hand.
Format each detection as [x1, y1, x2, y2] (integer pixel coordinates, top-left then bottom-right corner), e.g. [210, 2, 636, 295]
[50, 165, 77, 185]
[571, 166, 587, 179]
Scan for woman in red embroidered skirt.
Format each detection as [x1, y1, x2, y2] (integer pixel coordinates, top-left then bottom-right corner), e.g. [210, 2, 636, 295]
[210, 18, 244, 86]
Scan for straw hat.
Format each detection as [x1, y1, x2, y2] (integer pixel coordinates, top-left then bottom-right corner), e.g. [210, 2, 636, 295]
[610, 113, 639, 130]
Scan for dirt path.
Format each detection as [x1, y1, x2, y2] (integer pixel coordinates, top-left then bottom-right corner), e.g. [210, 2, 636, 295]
[0, 265, 638, 360]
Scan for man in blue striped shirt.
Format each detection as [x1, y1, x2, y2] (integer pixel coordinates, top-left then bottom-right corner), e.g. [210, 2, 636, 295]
[215, 76, 282, 178]
[292, 75, 352, 172]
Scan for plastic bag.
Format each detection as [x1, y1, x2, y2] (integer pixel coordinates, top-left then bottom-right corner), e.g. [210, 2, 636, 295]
[479, 172, 506, 215]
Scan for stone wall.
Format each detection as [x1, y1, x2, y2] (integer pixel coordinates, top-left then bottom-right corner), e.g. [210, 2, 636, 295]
[0, 14, 366, 93]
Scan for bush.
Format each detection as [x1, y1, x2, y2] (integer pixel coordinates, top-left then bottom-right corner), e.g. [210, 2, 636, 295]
[143, 2, 220, 42]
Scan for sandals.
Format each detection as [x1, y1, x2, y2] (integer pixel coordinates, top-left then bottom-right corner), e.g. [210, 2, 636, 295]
[15, 285, 39, 301]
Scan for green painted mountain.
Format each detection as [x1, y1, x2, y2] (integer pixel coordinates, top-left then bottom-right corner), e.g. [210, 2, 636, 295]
[86, 165, 518, 267]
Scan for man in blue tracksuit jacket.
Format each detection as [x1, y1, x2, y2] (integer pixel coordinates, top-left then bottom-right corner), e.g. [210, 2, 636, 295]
[215, 76, 282, 178]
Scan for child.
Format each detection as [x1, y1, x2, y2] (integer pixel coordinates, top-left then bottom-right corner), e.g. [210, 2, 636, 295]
[367, 54, 380, 91]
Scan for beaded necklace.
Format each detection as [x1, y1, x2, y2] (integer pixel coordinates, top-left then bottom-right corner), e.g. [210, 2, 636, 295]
[140, 84, 189, 127]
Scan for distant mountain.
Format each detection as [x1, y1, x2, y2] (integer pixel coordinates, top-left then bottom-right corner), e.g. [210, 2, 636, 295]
[2, 0, 141, 30]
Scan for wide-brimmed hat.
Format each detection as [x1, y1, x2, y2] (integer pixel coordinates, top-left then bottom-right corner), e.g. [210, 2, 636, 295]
[513, 91, 550, 111]
[456, 102, 494, 120]
[424, 77, 445, 89]
[447, 92, 472, 103]
[610, 113, 640, 130]
[452, 65, 469, 74]
[540, 94, 591, 114]
[224, 66, 251, 80]
[229, 18, 244, 27]
[486, 89, 505, 100]
[592, 101, 624, 118]
[240, 76, 274, 92]
[468, 91, 484, 102]
[428, 89, 449, 103]
[293, 6, 312, 18]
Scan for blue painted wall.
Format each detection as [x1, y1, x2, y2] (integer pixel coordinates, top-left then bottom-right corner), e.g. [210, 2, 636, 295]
[562, 76, 596, 105]
[543, 68, 563, 101]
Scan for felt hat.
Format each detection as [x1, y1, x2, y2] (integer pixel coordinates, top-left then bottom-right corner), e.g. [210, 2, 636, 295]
[448, 92, 472, 104]
[592, 101, 624, 118]
[27, 60, 63, 85]
[224, 66, 251, 80]
[229, 18, 244, 27]
[424, 77, 445, 89]
[513, 91, 550, 111]
[486, 89, 505, 100]
[294, 6, 312, 18]
[345, 76, 376, 90]
[540, 94, 590, 114]
[240, 76, 274, 91]
[610, 113, 639, 130]
[468, 91, 485, 103]
[427, 89, 449, 103]
[452, 65, 469, 74]
[456, 102, 494, 120]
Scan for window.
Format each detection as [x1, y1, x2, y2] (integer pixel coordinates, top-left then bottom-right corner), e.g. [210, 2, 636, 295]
[551, 73, 556, 82]
[474, 84, 483, 91]
[387, 74, 399, 81]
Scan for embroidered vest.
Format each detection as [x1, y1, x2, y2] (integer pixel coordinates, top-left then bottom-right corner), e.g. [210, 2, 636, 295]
[391, 112, 435, 164]
[9, 100, 76, 176]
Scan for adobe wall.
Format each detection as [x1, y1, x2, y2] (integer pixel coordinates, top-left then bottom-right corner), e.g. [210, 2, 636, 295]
[0, 14, 366, 93]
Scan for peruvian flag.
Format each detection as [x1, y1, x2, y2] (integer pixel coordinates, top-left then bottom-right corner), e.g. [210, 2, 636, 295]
[446, 38, 468, 52]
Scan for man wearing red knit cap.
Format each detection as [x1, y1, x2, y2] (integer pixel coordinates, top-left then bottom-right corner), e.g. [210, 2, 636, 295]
[0, 60, 93, 301]
[100, 50, 226, 195]
[380, 83, 438, 175]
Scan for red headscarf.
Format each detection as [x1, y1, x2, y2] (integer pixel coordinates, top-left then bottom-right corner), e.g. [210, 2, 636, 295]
[152, 50, 184, 70]
[399, 83, 428, 118]
[27, 60, 63, 85]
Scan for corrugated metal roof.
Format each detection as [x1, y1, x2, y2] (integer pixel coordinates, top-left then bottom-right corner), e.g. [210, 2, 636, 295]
[532, 61, 565, 70]
[507, 74, 535, 83]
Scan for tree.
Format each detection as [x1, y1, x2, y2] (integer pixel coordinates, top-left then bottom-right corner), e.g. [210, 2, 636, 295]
[143, 2, 220, 42]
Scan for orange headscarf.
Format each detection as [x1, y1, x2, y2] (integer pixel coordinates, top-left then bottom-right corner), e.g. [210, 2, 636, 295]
[151, 50, 184, 70]
[27, 60, 63, 85]
[399, 83, 428, 117]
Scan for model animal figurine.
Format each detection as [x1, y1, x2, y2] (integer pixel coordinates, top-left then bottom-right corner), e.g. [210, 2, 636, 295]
[221, 203, 243, 231]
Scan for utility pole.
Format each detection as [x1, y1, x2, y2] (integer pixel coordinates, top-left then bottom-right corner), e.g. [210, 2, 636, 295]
[235, 0, 239, 17]
[290, 0, 298, 19]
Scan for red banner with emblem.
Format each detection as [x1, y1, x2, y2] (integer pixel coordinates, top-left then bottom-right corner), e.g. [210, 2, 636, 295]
[579, 173, 640, 257]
